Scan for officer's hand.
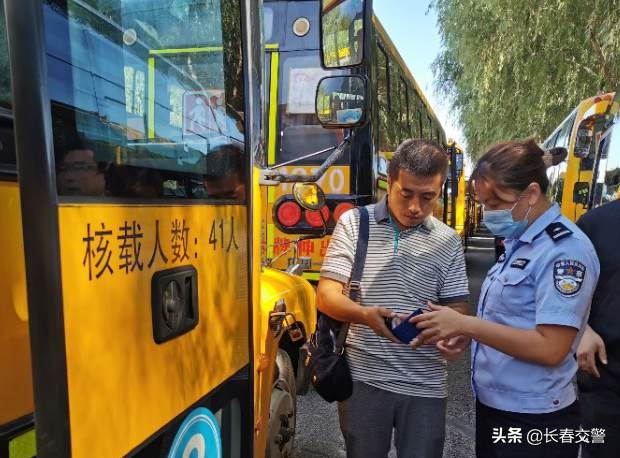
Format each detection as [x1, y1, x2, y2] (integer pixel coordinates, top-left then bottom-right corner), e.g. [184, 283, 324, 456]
[362, 306, 400, 343]
[409, 302, 465, 349]
[577, 325, 607, 378]
[436, 335, 471, 361]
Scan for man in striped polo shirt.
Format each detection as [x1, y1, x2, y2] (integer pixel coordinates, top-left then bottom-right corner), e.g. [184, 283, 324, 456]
[317, 139, 469, 458]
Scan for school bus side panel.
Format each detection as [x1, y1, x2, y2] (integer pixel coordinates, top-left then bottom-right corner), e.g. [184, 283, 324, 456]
[58, 204, 249, 457]
[0, 181, 32, 425]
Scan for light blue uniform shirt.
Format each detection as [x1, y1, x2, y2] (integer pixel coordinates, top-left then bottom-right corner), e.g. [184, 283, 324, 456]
[472, 204, 600, 413]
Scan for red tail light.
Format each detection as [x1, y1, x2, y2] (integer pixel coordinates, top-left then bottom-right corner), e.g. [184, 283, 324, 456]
[334, 202, 355, 222]
[305, 206, 330, 227]
[277, 201, 302, 227]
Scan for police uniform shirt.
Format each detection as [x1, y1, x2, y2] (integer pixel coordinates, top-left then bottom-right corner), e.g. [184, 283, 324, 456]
[472, 203, 600, 413]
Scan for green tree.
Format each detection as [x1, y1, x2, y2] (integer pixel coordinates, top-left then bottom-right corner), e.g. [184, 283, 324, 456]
[433, 0, 620, 158]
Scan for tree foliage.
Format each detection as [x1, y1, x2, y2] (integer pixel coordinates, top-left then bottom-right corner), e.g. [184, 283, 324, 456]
[432, 0, 620, 158]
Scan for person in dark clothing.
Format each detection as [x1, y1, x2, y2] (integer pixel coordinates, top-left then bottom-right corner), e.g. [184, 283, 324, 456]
[576, 199, 620, 458]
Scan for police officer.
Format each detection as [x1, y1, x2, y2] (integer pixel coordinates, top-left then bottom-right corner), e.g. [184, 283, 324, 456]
[411, 139, 600, 457]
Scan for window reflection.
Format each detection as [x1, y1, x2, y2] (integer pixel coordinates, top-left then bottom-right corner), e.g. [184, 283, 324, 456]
[47, 0, 245, 200]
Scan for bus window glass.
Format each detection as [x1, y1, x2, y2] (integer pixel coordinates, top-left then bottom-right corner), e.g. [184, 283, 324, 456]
[556, 111, 577, 148]
[543, 129, 560, 150]
[399, 77, 408, 138]
[263, 6, 274, 42]
[47, 0, 245, 200]
[0, 2, 16, 173]
[389, 62, 400, 116]
[426, 115, 433, 140]
[277, 53, 346, 164]
[0, 2, 10, 111]
[408, 88, 417, 137]
[548, 161, 567, 205]
[594, 119, 620, 205]
[376, 45, 390, 151]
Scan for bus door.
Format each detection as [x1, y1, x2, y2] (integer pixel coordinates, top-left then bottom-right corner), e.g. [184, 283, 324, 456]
[5, 0, 256, 456]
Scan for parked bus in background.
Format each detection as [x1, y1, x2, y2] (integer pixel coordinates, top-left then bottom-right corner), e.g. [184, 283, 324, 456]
[0, 0, 371, 456]
[445, 141, 468, 246]
[589, 92, 620, 208]
[543, 93, 615, 221]
[263, 0, 464, 278]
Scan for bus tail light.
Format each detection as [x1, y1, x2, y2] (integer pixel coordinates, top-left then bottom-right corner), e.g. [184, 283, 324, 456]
[305, 206, 330, 227]
[277, 201, 302, 227]
[333, 202, 355, 222]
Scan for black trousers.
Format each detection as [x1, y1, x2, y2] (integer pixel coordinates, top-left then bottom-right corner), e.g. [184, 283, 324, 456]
[476, 400, 580, 458]
[579, 389, 620, 458]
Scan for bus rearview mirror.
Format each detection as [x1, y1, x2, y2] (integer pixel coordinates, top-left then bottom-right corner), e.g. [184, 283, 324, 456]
[573, 182, 590, 206]
[292, 182, 326, 211]
[320, 0, 367, 68]
[315, 75, 367, 128]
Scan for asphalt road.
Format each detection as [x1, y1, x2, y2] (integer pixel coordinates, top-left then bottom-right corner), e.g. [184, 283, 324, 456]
[292, 231, 496, 458]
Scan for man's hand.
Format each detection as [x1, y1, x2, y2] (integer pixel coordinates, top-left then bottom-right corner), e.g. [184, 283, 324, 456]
[577, 325, 607, 378]
[409, 302, 467, 349]
[362, 306, 400, 343]
[436, 335, 471, 361]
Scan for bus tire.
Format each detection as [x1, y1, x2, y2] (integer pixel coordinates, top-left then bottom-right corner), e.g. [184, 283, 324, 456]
[266, 349, 297, 458]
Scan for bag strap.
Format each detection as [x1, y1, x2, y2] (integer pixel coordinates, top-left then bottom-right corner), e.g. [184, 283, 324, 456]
[336, 206, 370, 348]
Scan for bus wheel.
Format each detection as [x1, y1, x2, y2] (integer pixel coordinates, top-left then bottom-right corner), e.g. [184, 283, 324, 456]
[267, 350, 297, 458]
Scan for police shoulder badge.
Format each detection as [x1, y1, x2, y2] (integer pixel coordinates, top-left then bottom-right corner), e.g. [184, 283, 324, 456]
[553, 260, 586, 297]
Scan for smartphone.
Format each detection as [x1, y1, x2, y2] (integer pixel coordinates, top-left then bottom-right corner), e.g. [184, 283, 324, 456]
[384, 308, 424, 344]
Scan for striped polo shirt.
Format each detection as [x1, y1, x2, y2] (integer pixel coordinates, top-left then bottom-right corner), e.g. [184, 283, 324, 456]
[320, 197, 469, 398]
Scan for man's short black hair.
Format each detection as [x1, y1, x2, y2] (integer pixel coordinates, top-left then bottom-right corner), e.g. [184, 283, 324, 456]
[388, 139, 448, 181]
[204, 143, 244, 181]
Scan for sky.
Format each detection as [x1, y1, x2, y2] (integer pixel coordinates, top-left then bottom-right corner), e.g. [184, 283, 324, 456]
[372, 0, 471, 172]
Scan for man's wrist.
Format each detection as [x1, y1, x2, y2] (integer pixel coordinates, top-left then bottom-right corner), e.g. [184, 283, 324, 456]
[357, 306, 370, 326]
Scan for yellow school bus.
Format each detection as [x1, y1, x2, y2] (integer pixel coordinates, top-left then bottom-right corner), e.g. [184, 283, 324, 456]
[263, 1, 465, 281]
[444, 141, 468, 246]
[589, 92, 620, 207]
[543, 93, 615, 221]
[0, 0, 371, 456]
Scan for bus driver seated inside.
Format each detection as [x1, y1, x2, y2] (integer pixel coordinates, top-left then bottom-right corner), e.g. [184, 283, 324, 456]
[203, 143, 245, 201]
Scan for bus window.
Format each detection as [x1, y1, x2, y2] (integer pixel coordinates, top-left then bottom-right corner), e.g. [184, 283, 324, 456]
[399, 77, 408, 139]
[376, 44, 390, 151]
[426, 115, 433, 140]
[390, 62, 400, 116]
[543, 130, 560, 150]
[0, 2, 16, 174]
[408, 88, 418, 137]
[48, 0, 245, 200]
[594, 118, 620, 205]
[556, 111, 577, 148]
[276, 53, 345, 164]
[263, 5, 275, 42]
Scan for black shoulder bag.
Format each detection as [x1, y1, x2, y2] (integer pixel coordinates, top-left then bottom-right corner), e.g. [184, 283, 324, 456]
[306, 206, 370, 403]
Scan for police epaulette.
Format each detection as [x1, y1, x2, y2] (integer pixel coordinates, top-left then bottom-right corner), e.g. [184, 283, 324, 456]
[545, 222, 572, 242]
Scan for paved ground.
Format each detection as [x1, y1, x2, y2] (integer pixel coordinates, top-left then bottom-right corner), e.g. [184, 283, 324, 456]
[292, 231, 496, 458]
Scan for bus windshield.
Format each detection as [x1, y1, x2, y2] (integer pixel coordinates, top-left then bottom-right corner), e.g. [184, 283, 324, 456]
[277, 53, 347, 164]
[594, 114, 620, 205]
